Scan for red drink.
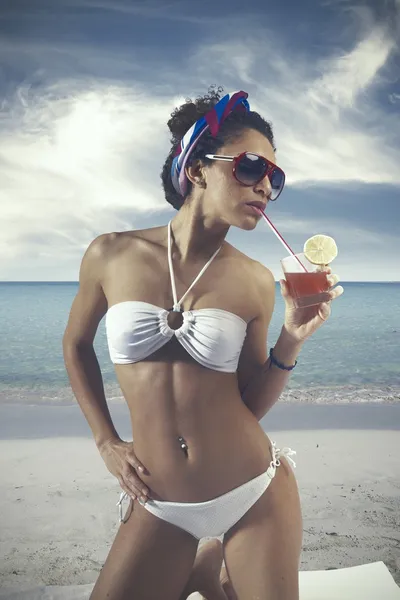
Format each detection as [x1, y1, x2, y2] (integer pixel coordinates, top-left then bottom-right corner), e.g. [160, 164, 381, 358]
[285, 271, 329, 308]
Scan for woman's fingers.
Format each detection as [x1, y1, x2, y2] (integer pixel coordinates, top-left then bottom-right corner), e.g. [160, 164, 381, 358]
[327, 274, 340, 288]
[125, 451, 147, 474]
[124, 449, 151, 500]
[120, 470, 150, 503]
[118, 477, 137, 501]
[326, 273, 344, 299]
[330, 285, 344, 300]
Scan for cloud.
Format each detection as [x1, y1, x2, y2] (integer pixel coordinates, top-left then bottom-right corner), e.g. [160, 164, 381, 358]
[0, 0, 399, 281]
[0, 78, 175, 263]
[187, 24, 400, 186]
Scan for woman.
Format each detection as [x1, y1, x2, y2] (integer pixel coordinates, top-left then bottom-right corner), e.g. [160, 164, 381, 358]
[63, 85, 343, 600]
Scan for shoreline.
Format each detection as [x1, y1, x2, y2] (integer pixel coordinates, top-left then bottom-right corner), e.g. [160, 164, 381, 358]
[1, 383, 399, 408]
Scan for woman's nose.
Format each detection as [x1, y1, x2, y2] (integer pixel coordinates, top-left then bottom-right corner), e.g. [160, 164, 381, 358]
[254, 174, 272, 198]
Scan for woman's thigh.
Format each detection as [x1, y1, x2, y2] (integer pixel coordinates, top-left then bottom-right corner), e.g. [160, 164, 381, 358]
[222, 457, 303, 600]
[90, 499, 199, 600]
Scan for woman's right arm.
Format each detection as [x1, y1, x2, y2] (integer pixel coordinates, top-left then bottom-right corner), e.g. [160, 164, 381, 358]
[62, 234, 119, 449]
[62, 235, 150, 502]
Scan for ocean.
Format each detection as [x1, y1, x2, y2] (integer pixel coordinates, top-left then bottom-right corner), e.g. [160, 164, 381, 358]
[0, 282, 399, 406]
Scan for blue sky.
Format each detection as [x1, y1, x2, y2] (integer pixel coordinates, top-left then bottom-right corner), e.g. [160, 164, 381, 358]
[0, 0, 399, 282]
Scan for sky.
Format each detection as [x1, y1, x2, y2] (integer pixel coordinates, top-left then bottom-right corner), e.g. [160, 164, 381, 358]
[0, 0, 399, 282]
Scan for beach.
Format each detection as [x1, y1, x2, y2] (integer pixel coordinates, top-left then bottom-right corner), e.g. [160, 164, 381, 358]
[1, 403, 399, 595]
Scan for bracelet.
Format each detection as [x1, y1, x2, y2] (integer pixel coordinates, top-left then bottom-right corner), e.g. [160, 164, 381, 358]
[268, 346, 298, 371]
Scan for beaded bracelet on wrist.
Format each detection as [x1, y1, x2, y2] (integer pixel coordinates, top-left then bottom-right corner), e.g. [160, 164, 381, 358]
[268, 346, 298, 371]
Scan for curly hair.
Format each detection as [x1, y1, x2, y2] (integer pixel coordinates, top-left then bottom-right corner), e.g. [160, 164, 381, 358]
[160, 85, 276, 210]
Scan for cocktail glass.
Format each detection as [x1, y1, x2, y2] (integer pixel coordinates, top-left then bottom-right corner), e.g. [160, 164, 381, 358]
[281, 253, 330, 308]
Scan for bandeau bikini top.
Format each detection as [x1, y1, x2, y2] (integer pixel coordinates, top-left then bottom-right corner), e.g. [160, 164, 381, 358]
[105, 220, 248, 373]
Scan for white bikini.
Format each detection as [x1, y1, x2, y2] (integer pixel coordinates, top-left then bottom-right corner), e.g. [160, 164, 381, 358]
[106, 219, 296, 539]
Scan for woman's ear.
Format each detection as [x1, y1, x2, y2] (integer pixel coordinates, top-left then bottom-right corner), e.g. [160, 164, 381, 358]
[185, 160, 206, 188]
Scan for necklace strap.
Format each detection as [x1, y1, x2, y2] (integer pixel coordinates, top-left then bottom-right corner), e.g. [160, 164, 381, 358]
[167, 220, 222, 312]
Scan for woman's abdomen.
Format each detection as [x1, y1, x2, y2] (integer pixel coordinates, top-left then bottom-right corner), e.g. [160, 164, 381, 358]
[126, 370, 273, 503]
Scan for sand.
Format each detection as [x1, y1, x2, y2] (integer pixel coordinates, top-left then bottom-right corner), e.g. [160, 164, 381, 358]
[0, 428, 399, 596]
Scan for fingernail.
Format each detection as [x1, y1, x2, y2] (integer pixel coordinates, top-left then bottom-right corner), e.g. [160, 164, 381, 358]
[138, 466, 144, 473]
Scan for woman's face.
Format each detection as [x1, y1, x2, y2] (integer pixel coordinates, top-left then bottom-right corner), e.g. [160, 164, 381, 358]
[199, 128, 278, 230]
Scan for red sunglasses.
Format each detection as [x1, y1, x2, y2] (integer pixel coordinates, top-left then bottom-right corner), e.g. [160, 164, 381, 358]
[205, 152, 285, 201]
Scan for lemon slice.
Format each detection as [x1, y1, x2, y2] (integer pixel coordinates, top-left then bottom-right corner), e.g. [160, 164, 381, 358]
[303, 234, 338, 266]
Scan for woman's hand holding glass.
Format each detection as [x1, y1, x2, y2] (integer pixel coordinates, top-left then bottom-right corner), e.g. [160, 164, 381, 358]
[280, 267, 344, 343]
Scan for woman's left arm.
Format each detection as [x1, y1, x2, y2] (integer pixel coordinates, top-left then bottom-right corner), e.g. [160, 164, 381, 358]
[241, 267, 344, 421]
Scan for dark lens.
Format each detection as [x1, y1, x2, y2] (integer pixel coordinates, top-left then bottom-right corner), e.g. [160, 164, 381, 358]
[270, 168, 284, 200]
[236, 153, 266, 185]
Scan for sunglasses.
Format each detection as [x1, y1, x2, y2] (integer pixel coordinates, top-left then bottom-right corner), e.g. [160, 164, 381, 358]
[205, 152, 285, 201]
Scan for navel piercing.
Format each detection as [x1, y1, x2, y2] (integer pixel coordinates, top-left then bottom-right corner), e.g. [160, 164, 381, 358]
[178, 436, 188, 455]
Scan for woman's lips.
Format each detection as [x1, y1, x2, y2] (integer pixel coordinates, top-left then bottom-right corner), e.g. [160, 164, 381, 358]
[245, 204, 263, 215]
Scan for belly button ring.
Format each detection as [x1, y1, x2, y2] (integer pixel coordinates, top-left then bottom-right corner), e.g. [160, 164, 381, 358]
[178, 436, 188, 455]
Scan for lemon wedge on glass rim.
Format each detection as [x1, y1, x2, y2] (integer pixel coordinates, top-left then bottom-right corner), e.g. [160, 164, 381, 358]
[303, 234, 338, 266]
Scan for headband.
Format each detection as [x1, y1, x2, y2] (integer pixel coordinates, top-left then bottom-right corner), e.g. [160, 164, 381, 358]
[170, 90, 250, 197]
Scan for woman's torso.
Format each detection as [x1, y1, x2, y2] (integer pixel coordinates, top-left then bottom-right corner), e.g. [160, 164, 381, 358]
[101, 224, 274, 501]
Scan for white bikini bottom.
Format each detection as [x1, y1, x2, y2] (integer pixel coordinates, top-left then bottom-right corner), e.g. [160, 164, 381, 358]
[116, 441, 296, 540]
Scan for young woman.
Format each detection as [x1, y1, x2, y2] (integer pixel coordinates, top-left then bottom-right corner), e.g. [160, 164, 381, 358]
[63, 86, 343, 600]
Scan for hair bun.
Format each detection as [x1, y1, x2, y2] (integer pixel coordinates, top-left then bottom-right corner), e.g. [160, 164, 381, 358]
[167, 85, 224, 141]
[167, 101, 199, 138]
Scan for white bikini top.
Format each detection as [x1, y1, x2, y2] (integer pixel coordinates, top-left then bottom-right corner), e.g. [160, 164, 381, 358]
[105, 220, 248, 373]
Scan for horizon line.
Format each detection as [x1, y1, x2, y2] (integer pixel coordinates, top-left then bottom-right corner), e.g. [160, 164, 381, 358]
[1, 280, 400, 285]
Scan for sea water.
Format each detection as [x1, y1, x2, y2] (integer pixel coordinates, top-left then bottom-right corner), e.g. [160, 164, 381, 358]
[0, 282, 399, 405]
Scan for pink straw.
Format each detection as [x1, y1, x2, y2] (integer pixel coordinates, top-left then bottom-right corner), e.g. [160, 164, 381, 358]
[256, 208, 308, 272]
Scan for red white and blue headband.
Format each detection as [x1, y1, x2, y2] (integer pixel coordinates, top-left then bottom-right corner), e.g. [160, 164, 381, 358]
[171, 90, 250, 197]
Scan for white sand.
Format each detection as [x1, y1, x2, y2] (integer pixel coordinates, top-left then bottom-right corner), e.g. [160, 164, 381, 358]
[0, 430, 399, 595]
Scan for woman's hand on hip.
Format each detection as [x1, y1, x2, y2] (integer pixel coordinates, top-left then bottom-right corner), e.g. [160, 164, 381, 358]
[98, 437, 151, 504]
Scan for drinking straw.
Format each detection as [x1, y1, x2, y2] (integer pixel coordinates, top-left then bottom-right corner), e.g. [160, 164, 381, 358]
[255, 207, 308, 273]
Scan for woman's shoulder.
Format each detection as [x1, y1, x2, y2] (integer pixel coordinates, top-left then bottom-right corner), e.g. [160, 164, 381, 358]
[224, 242, 274, 283]
[91, 225, 165, 262]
